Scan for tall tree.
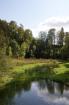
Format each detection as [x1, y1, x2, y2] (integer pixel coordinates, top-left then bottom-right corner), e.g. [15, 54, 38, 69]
[24, 29, 33, 43]
[57, 27, 64, 46]
[17, 25, 24, 47]
[47, 28, 55, 58]
[47, 28, 55, 45]
[61, 32, 69, 59]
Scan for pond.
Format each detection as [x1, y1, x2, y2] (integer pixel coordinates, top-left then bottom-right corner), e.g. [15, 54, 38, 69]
[0, 78, 69, 105]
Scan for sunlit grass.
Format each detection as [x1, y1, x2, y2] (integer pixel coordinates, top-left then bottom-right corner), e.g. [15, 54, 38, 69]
[0, 58, 69, 88]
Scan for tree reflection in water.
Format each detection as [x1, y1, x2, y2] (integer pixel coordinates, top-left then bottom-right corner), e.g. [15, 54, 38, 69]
[0, 77, 69, 105]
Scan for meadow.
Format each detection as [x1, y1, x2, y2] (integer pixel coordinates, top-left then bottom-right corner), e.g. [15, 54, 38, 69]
[0, 58, 69, 89]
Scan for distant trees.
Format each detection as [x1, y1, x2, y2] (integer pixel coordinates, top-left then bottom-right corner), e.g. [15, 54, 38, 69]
[0, 19, 69, 60]
[31, 27, 69, 59]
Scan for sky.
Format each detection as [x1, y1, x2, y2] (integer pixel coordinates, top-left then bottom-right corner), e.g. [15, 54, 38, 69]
[0, 0, 69, 37]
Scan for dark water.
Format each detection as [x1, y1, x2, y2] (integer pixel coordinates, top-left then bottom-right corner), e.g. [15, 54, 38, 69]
[0, 79, 69, 105]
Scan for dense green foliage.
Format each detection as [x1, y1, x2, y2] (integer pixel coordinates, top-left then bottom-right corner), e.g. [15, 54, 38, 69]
[0, 19, 69, 59]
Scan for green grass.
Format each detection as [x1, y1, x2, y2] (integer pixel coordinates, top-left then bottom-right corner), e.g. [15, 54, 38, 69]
[52, 61, 69, 82]
[0, 58, 69, 89]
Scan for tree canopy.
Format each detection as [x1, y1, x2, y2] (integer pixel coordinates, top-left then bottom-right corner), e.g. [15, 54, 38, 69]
[0, 19, 69, 60]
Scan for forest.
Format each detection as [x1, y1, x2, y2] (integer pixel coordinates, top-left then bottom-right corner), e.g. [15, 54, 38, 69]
[0, 19, 69, 60]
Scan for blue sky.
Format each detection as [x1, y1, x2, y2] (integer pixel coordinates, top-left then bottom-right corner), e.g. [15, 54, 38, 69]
[0, 0, 69, 36]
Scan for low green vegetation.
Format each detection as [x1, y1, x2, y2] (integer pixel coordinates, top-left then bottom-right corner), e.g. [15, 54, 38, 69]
[0, 59, 69, 89]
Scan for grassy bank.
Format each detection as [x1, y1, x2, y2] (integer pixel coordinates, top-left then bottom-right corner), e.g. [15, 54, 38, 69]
[0, 58, 69, 88]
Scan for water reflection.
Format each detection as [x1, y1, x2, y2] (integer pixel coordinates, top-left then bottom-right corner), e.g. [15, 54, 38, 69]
[0, 79, 69, 105]
[36, 80, 69, 105]
[37, 80, 65, 95]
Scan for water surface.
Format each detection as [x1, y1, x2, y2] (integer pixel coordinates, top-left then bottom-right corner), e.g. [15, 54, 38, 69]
[0, 79, 69, 105]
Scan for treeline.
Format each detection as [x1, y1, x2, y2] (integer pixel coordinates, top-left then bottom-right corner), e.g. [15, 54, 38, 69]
[0, 19, 69, 59]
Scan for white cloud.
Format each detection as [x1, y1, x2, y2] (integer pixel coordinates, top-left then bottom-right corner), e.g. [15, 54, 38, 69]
[32, 17, 69, 37]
